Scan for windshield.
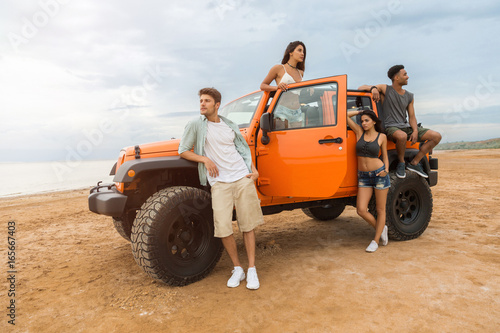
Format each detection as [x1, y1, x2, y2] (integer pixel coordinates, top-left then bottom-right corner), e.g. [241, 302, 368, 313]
[219, 91, 264, 128]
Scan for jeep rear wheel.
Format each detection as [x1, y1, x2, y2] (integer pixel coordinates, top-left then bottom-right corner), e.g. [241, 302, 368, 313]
[302, 204, 346, 221]
[386, 172, 433, 240]
[131, 186, 223, 286]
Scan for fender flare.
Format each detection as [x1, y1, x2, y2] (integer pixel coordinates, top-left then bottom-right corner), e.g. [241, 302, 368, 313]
[387, 149, 436, 186]
[387, 148, 430, 172]
[113, 156, 197, 182]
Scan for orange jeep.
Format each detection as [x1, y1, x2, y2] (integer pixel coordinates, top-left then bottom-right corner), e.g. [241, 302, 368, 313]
[89, 75, 438, 286]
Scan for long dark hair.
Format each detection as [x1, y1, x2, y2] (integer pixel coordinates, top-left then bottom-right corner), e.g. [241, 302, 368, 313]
[281, 41, 306, 71]
[361, 109, 383, 133]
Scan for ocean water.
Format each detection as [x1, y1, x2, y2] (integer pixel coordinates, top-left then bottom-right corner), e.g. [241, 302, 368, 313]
[1, 160, 116, 197]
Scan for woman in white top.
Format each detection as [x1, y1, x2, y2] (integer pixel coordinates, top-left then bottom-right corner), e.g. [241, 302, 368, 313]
[260, 41, 306, 129]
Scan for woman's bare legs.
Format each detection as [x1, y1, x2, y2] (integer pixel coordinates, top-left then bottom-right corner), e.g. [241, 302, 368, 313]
[356, 187, 388, 244]
[373, 188, 388, 243]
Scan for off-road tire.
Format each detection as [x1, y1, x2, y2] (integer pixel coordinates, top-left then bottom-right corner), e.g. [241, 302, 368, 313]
[131, 186, 223, 286]
[380, 171, 433, 241]
[302, 204, 346, 221]
[112, 210, 136, 242]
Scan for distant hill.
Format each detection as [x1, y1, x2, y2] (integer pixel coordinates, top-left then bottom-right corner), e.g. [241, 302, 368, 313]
[435, 138, 500, 150]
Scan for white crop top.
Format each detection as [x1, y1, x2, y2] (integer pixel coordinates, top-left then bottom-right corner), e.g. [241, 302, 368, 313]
[279, 64, 302, 85]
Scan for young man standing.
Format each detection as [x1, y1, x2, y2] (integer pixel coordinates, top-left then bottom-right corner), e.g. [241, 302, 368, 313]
[178, 87, 263, 290]
[359, 65, 441, 178]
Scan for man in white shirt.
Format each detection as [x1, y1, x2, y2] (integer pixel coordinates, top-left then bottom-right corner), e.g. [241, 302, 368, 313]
[178, 88, 263, 290]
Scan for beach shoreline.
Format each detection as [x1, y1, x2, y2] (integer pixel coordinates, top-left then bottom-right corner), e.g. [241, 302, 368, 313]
[0, 187, 92, 200]
[0, 159, 114, 198]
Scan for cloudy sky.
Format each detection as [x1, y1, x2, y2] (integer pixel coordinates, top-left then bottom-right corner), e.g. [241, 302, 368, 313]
[2, 0, 500, 162]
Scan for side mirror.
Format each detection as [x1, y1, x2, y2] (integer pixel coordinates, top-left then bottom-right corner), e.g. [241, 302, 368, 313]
[260, 113, 272, 145]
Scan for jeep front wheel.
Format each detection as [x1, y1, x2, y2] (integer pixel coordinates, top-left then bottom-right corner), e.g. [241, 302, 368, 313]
[131, 186, 223, 286]
[386, 172, 433, 240]
[302, 204, 346, 221]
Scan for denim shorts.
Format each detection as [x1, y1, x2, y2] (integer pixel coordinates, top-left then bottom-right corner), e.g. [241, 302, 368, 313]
[274, 105, 302, 123]
[358, 165, 391, 190]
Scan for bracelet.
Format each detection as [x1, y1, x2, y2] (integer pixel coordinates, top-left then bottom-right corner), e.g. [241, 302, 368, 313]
[370, 86, 377, 92]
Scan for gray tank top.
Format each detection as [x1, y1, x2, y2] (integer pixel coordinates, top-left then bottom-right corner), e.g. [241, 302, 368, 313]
[382, 85, 414, 128]
[356, 132, 381, 158]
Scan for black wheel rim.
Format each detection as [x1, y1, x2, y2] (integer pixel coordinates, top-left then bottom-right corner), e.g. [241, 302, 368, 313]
[164, 209, 211, 265]
[394, 188, 421, 225]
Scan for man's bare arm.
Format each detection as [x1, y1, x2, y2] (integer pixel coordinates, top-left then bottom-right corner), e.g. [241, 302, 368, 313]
[358, 84, 386, 102]
[180, 151, 219, 178]
[407, 100, 419, 144]
[246, 163, 259, 181]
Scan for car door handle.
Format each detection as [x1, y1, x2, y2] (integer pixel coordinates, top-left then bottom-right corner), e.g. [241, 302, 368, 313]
[319, 137, 343, 144]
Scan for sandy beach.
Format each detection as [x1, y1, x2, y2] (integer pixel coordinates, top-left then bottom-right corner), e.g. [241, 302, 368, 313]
[1, 149, 499, 332]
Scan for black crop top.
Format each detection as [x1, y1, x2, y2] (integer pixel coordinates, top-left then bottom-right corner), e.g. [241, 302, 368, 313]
[356, 132, 381, 158]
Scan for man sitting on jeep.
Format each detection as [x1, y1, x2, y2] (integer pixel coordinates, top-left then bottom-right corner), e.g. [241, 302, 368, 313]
[359, 64, 442, 179]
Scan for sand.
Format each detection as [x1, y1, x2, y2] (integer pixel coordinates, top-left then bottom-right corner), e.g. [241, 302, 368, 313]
[1, 149, 499, 332]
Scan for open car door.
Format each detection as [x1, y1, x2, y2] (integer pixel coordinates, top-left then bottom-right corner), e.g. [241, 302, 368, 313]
[256, 75, 347, 198]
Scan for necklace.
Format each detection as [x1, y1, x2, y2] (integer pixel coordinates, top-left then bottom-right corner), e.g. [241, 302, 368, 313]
[287, 62, 297, 69]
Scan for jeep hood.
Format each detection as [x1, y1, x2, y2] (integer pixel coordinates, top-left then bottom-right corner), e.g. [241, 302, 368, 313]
[123, 139, 181, 159]
[120, 128, 249, 162]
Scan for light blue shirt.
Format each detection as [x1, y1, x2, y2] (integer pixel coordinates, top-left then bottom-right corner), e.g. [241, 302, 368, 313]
[178, 115, 253, 186]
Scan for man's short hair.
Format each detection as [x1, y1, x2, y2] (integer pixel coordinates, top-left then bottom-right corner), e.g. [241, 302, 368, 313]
[387, 65, 405, 81]
[199, 87, 221, 105]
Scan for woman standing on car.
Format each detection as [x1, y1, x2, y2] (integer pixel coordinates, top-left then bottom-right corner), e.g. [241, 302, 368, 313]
[347, 109, 390, 252]
[260, 41, 306, 129]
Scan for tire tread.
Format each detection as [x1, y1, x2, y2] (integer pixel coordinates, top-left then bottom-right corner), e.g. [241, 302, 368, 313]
[131, 186, 223, 286]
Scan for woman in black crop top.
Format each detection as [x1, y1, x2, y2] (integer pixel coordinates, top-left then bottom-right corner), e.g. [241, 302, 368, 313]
[347, 109, 390, 253]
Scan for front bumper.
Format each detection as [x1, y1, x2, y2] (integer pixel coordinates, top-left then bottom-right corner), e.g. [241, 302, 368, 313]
[88, 182, 127, 217]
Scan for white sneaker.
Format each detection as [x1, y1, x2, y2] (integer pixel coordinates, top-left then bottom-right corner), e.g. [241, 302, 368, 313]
[366, 240, 378, 253]
[227, 266, 245, 288]
[246, 267, 260, 290]
[381, 225, 388, 246]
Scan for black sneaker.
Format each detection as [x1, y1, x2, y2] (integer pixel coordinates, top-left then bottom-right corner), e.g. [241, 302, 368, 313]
[396, 162, 406, 178]
[407, 163, 428, 178]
